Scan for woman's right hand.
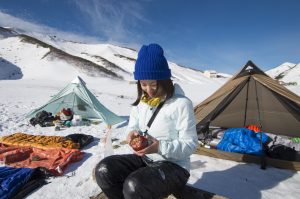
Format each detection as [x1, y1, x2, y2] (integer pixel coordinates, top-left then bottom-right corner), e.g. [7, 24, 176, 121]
[127, 130, 139, 144]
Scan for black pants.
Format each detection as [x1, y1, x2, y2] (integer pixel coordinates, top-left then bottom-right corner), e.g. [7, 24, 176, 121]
[94, 154, 190, 199]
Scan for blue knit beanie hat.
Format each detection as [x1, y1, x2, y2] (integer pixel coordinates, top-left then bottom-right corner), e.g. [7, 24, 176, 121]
[134, 43, 171, 80]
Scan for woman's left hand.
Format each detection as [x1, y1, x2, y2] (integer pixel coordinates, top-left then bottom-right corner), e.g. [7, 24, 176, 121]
[134, 136, 159, 156]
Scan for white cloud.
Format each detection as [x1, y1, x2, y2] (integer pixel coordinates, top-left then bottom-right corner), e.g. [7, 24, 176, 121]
[74, 0, 147, 43]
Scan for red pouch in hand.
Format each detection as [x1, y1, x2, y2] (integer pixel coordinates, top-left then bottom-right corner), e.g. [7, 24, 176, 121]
[129, 135, 148, 151]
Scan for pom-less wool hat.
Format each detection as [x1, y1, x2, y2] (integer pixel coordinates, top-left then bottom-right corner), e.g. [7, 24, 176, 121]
[134, 43, 171, 80]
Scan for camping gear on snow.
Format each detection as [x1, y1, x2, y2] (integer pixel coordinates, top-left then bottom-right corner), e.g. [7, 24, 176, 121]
[194, 61, 300, 170]
[10, 167, 50, 199]
[54, 120, 64, 131]
[195, 60, 300, 136]
[71, 115, 82, 126]
[266, 133, 300, 151]
[64, 133, 94, 149]
[0, 132, 94, 150]
[0, 167, 36, 199]
[267, 144, 297, 161]
[0, 144, 84, 176]
[216, 128, 269, 156]
[29, 110, 55, 127]
[291, 137, 300, 143]
[59, 108, 73, 121]
[0, 133, 93, 176]
[26, 76, 126, 126]
[195, 146, 300, 171]
[102, 128, 114, 158]
[246, 124, 260, 133]
[0, 132, 80, 149]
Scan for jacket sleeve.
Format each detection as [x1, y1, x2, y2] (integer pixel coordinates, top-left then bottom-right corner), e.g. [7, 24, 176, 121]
[126, 106, 139, 134]
[158, 99, 199, 160]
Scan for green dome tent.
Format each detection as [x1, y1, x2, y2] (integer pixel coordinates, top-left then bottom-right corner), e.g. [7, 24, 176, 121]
[26, 76, 126, 126]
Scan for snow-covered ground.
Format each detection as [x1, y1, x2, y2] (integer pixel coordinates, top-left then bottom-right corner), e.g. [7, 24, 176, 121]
[1, 25, 300, 199]
[1, 75, 300, 199]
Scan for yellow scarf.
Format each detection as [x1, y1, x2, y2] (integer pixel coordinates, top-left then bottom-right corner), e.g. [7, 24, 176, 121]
[140, 95, 161, 107]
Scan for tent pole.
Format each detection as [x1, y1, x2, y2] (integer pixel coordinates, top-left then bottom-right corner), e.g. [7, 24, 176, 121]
[72, 89, 76, 112]
[254, 80, 266, 170]
[243, 77, 250, 127]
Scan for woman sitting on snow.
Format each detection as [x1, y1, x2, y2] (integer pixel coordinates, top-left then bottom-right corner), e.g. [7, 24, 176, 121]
[94, 43, 199, 199]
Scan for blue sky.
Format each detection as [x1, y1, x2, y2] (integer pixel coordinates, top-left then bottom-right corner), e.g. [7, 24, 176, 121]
[0, 0, 300, 74]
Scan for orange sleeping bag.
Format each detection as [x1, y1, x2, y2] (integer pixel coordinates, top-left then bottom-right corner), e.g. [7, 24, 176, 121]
[0, 143, 84, 176]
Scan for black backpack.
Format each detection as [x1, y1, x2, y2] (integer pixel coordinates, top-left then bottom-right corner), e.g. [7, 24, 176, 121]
[268, 144, 297, 161]
[64, 134, 94, 149]
[30, 111, 54, 127]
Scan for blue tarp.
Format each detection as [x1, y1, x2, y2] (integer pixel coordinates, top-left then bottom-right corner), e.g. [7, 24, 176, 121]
[0, 166, 35, 199]
[216, 128, 268, 156]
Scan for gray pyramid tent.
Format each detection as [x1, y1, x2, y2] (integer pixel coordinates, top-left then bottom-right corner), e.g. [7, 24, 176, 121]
[26, 76, 125, 126]
[194, 61, 300, 137]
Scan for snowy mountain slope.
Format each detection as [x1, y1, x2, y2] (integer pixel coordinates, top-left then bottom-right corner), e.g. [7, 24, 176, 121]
[2, 25, 298, 101]
[265, 62, 300, 94]
[266, 62, 300, 85]
[0, 26, 18, 38]
[0, 26, 228, 90]
[0, 27, 133, 80]
[21, 34, 123, 79]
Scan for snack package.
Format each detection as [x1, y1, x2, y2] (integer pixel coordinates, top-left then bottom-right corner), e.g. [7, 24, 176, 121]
[130, 134, 148, 151]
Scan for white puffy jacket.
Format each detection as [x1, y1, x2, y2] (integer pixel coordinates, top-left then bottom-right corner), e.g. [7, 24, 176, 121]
[126, 84, 199, 171]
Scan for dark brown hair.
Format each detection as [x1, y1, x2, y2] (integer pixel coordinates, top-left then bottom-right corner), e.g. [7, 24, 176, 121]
[132, 79, 174, 106]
